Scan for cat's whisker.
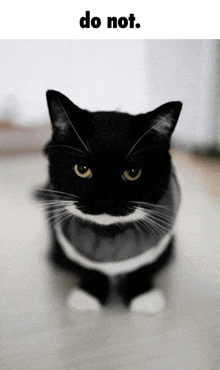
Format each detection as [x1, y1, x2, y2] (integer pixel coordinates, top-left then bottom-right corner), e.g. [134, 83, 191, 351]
[38, 199, 73, 205]
[46, 210, 63, 223]
[136, 219, 157, 241]
[38, 200, 76, 207]
[124, 208, 137, 218]
[126, 205, 173, 235]
[141, 220, 166, 238]
[35, 187, 78, 197]
[152, 214, 174, 223]
[45, 207, 66, 218]
[148, 210, 175, 223]
[41, 205, 67, 216]
[38, 204, 72, 210]
[37, 202, 75, 213]
[126, 205, 138, 213]
[115, 222, 123, 231]
[144, 216, 171, 234]
[130, 200, 171, 210]
[136, 218, 154, 238]
[144, 207, 175, 221]
[141, 211, 174, 231]
[35, 187, 78, 200]
[129, 200, 174, 212]
[86, 141, 92, 155]
[74, 205, 87, 213]
[51, 210, 72, 227]
[134, 221, 141, 235]
[148, 216, 172, 230]
[47, 209, 71, 224]
[143, 208, 172, 225]
[139, 207, 171, 229]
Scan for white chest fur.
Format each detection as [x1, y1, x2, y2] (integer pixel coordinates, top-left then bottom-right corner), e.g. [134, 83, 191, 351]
[54, 221, 173, 276]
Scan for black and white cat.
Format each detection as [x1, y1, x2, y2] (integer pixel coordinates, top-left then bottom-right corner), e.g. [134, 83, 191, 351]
[42, 90, 182, 312]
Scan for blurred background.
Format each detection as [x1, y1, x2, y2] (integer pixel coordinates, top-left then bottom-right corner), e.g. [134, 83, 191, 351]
[1, 40, 220, 370]
[1, 39, 220, 154]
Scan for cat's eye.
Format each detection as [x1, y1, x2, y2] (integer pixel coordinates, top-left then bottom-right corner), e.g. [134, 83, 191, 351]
[74, 164, 92, 179]
[123, 168, 142, 181]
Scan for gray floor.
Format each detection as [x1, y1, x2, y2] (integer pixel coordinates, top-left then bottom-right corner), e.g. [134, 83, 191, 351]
[1, 150, 220, 370]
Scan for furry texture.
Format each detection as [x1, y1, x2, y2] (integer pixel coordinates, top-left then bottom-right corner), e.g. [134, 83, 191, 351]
[40, 90, 182, 311]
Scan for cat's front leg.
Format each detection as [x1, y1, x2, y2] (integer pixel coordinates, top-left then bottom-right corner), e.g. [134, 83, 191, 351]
[50, 233, 110, 310]
[120, 238, 174, 312]
[130, 289, 165, 313]
[68, 268, 110, 311]
[68, 288, 102, 311]
[117, 266, 165, 313]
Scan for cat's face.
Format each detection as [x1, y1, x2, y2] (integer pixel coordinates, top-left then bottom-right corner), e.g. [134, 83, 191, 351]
[45, 90, 182, 226]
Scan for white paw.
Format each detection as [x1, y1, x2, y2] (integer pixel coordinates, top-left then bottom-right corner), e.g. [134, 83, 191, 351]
[68, 289, 102, 311]
[130, 289, 165, 313]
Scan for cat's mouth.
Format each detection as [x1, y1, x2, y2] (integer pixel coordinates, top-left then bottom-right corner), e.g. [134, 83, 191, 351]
[64, 202, 146, 226]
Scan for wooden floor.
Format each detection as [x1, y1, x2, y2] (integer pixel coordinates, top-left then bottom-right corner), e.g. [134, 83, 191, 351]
[1, 150, 220, 370]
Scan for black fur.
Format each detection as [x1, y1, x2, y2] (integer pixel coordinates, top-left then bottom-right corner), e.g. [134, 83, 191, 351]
[41, 90, 182, 307]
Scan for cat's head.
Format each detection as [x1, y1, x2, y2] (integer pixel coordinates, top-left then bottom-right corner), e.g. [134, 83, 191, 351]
[45, 90, 182, 226]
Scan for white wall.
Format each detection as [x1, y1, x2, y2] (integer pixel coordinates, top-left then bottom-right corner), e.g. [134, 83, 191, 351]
[0, 40, 148, 125]
[143, 40, 217, 149]
[0, 39, 218, 150]
[215, 41, 220, 150]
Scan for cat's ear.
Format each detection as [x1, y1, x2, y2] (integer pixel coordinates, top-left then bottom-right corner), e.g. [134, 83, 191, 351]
[46, 90, 84, 135]
[150, 101, 182, 139]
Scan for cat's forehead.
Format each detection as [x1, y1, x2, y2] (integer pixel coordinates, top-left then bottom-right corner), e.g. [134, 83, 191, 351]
[89, 111, 134, 153]
[92, 111, 132, 129]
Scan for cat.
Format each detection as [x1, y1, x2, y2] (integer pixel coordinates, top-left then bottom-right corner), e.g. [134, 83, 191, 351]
[40, 90, 182, 313]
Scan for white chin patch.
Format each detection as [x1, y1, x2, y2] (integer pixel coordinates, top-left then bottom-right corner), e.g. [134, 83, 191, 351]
[65, 203, 147, 226]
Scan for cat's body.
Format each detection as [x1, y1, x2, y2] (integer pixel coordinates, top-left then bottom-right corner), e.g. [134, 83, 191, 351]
[42, 90, 182, 312]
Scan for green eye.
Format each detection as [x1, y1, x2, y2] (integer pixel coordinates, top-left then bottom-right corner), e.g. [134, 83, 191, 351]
[123, 168, 142, 181]
[74, 164, 92, 178]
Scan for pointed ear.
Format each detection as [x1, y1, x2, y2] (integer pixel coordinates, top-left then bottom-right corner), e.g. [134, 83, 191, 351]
[150, 101, 182, 139]
[46, 90, 82, 135]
